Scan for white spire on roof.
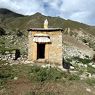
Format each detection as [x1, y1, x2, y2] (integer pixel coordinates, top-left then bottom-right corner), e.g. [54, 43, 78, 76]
[44, 19, 48, 29]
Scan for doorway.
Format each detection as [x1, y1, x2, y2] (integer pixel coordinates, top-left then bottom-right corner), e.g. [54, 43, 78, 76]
[37, 43, 45, 59]
[14, 49, 20, 60]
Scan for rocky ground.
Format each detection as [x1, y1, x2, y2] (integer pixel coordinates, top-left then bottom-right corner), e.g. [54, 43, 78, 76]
[63, 28, 95, 59]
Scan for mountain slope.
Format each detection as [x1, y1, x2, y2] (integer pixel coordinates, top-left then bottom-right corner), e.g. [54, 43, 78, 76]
[1, 9, 95, 36]
[0, 9, 90, 30]
[0, 8, 95, 58]
[0, 8, 23, 17]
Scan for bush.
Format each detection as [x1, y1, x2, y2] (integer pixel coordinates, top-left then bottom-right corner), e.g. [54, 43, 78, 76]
[85, 78, 95, 86]
[62, 72, 80, 81]
[82, 39, 87, 43]
[28, 65, 80, 82]
[28, 66, 63, 82]
[73, 57, 92, 64]
[87, 65, 95, 74]
[0, 60, 15, 86]
[67, 74, 80, 81]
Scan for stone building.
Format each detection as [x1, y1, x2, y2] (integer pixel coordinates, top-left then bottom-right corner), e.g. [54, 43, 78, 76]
[28, 19, 63, 65]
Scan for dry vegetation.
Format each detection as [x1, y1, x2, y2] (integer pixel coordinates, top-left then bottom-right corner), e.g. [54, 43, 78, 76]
[0, 60, 95, 95]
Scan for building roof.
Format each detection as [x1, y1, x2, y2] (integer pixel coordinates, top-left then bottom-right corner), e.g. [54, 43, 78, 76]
[27, 28, 63, 32]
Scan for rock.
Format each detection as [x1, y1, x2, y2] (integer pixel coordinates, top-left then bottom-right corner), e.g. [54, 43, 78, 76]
[41, 65, 46, 68]
[86, 88, 91, 92]
[88, 73, 92, 78]
[78, 63, 84, 67]
[24, 60, 33, 64]
[14, 77, 18, 80]
[92, 65, 95, 68]
[80, 72, 92, 79]
[84, 64, 87, 68]
[91, 74, 95, 78]
[5, 63, 8, 65]
[70, 66, 74, 70]
[89, 62, 93, 66]
[45, 64, 51, 67]
[5, 51, 9, 54]
[80, 74, 87, 79]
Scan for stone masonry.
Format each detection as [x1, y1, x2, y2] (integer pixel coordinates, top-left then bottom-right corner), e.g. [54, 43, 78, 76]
[28, 28, 63, 65]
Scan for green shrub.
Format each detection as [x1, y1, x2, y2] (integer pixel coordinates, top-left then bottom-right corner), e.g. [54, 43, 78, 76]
[87, 65, 95, 74]
[0, 79, 5, 86]
[73, 57, 92, 64]
[0, 60, 15, 86]
[0, 47, 16, 55]
[28, 66, 63, 82]
[67, 74, 80, 81]
[85, 78, 95, 86]
[28, 65, 80, 82]
[82, 39, 88, 43]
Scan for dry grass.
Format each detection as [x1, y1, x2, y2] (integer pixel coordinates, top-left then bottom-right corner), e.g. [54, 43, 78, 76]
[0, 64, 95, 95]
[3, 78, 95, 95]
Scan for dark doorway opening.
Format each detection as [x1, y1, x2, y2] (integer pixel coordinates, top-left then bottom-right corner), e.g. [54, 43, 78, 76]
[14, 49, 20, 60]
[37, 43, 45, 59]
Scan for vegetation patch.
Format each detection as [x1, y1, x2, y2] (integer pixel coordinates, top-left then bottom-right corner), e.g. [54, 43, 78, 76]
[0, 48, 16, 54]
[66, 74, 80, 80]
[72, 57, 92, 64]
[87, 65, 95, 74]
[85, 78, 95, 86]
[26, 91, 56, 95]
[28, 65, 64, 82]
[0, 60, 15, 88]
[0, 62, 95, 95]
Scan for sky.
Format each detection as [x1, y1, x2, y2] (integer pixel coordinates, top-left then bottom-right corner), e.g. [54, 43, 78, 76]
[0, 0, 95, 25]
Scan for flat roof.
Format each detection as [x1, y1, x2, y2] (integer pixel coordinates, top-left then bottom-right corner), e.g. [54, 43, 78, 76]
[28, 28, 63, 32]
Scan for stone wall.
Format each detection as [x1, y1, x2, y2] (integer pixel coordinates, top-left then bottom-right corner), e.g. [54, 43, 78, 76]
[47, 32, 63, 64]
[0, 50, 15, 60]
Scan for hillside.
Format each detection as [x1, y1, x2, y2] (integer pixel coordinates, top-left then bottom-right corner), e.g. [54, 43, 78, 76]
[0, 8, 94, 34]
[0, 9, 91, 31]
[0, 8, 95, 59]
[0, 8, 23, 17]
